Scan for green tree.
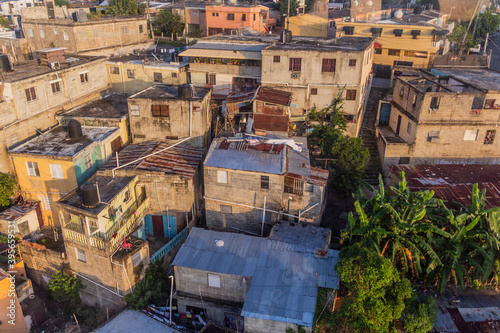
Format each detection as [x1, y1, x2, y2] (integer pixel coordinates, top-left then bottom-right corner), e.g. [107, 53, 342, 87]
[474, 10, 500, 39]
[48, 270, 84, 317]
[0, 16, 10, 29]
[0, 173, 18, 210]
[54, 0, 69, 7]
[305, 0, 314, 13]
[447, 24, 480, 55]
[126, 259, 170, 310]
[401, 296, 438, 333]
[153, 9, 185, 36]
[308, 96, 369, 196]
[279, 0, 299, 20]
[333, 243, 413, 332]
[107, 0, 143, 15]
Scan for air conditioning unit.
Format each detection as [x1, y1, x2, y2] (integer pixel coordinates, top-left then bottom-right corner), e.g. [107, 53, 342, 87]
[291, 72, 299, 78]
[427, 136, 440, 143]
[49, 61, 60, 70]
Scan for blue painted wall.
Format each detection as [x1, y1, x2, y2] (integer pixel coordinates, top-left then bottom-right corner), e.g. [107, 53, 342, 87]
[134, 219, 146, 239]
[144, 214, 177, 238]
[74, 145, 104, 186]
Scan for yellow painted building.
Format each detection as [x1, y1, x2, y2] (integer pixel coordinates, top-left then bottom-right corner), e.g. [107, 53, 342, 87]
[9, 125, 122, 227]
[335, 11, 450, 69]
[106, 54, 189, 94]
[0, 269, 29, 332]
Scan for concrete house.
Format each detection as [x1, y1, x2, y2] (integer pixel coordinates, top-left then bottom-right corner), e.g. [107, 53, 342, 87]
[260, 36, 374, 137]
[168, 1, 207, 36]
[56, 93, 131, 148]
[205, 4, 274, 36]
[106, 53, 189, 94]
[180, 37, 270, 98]
[376, 68, 500, 173]
[97, 141, 205, 263]
[21, 5, 149, 56]
[204, 135, 329, 235]
[57, 175, 150, 309]
[0, 51, 109, 173]
[172, 226, 339, 333]
[0, 200, 42, 237]
[128, 84, 212, 148]
[9, 122, 122, 227]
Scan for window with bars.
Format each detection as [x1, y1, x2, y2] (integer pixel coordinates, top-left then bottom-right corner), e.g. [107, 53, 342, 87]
[25, 87, 36, 101]
[346, 90, 357, 101]
[127, 69, 134, 79]
[284, 177, 303, 196]
[311, 88, 318, 95]
[172, 72, 177, 78]
[227, 13, 234, 20]
[151, 105, 169, 117]
[139, 25, 143, 33]
[321, 59, 336, 72]
[349, 59, 356, 66]
[374, 48, 382, 54]
[388, 49, 400, 56]
[110, 66, 119, 75]
[273, 55, 280, 63]
[289, 58, 301, 71]
[51, 81, 61, 93]
[242, 13, 246, 21]
[261, 175, 269, 189]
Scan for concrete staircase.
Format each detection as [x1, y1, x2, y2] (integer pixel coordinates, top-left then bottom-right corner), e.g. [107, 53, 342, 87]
[359, 87, 388, 185]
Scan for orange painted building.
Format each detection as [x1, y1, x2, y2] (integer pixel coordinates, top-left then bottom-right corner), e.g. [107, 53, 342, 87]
[205, 5, 275, 36]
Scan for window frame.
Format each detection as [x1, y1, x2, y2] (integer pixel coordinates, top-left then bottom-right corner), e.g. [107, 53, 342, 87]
[241, 13, 246, 21]
[49, 163, 64, 179]
[76, 248, 86, 262]
[127, 69, 135, 79]
[227, 13, 235, 20]
[374, 48, 382, 55]
[25, 87, 37, 101]
[217, 170, 228, 184]
[51, 80, 61, 94]
[208, 273, 221, 288]
[273, 55, 280, 63]
[463, 130, 479, 141]
[261, 175, 269, 189]
[80, 72, 89, 83]
[406, 122, 412, 134]
[151, 105, 169, 117]
[289, 58, 302, 72]
[346, 89, 357, 101]
[321, 58, 336, 72]
[110, 66, 120, 75]
[26, 161, 40, 177]
[311, 88, 318, 95]
[154, 72, 162, 83]
[84, 154, 93, 171]
[484, 130, 496, 144]
[348, 59, 356, 66]
[131, 250, 143, 267]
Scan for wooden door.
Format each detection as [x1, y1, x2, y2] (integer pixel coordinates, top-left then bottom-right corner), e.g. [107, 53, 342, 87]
[152, 215, 164, 238]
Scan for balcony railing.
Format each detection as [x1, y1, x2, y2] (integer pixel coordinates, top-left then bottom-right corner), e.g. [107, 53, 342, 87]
[62, 197, 150, 251]
[150, 227, 188, 263]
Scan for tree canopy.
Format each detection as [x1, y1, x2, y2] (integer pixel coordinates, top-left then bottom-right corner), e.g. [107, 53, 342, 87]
[54, 0, 69, 7]
[342, 173, 500, 292]
[278, 0, 299, 21]
[153, 9, 185, 36]
[106, 0, 145, 16]
[48, 270, 84, 317]
[0, 16, 10, 29]
[0, 173, 17, 210]
[307, 95, 369, 196]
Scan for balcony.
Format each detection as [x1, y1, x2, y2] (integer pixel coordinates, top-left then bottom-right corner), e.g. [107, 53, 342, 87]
[62, 197, 150, 252]
[189, 62, 261, 77]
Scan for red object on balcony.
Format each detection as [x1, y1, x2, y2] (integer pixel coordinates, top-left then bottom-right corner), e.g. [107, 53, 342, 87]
[121, 236, 132, 249]
[374, 41, 383, 48]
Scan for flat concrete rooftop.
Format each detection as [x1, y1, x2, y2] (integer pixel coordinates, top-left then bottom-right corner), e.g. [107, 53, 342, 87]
[60, 93, 129, 120]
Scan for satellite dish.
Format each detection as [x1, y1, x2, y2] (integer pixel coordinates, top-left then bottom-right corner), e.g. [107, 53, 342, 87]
[215, 240, 224, 247]
[394, 10, 404, 19]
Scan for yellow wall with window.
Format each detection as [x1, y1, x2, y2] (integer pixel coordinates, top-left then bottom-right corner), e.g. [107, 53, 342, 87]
[336, 22, 445, 68]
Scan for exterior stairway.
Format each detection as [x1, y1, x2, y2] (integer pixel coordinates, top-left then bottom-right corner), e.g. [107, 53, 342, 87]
[359, 87, 388, 185]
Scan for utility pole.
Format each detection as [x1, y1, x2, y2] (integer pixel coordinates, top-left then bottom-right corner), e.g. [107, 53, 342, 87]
[183, 0, 188, 46]
[168, 275, 174, 325]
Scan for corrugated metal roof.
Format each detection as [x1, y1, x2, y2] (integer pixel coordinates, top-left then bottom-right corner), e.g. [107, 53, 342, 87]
[389, 164, 500, 208]
[255, 87, 292, 106]
[101, 141, 204, 179]
[0, 200, 39, 222]
[173, 228, 340, 327]
[179, 48, 262, 60]
[204, 138, 285, 175]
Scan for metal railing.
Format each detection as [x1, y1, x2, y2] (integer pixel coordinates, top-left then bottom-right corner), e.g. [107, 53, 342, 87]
[150, 227, 188, 263]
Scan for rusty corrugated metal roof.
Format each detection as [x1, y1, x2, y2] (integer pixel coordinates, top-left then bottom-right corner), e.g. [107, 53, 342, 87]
[226, 89, 258, 104]
[389, 164, 500, 208]
[253, 114, 289, 132]
[0, 200, 39, 222]
[101, 141, 204, 179]
[255, 87, 292, 106]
